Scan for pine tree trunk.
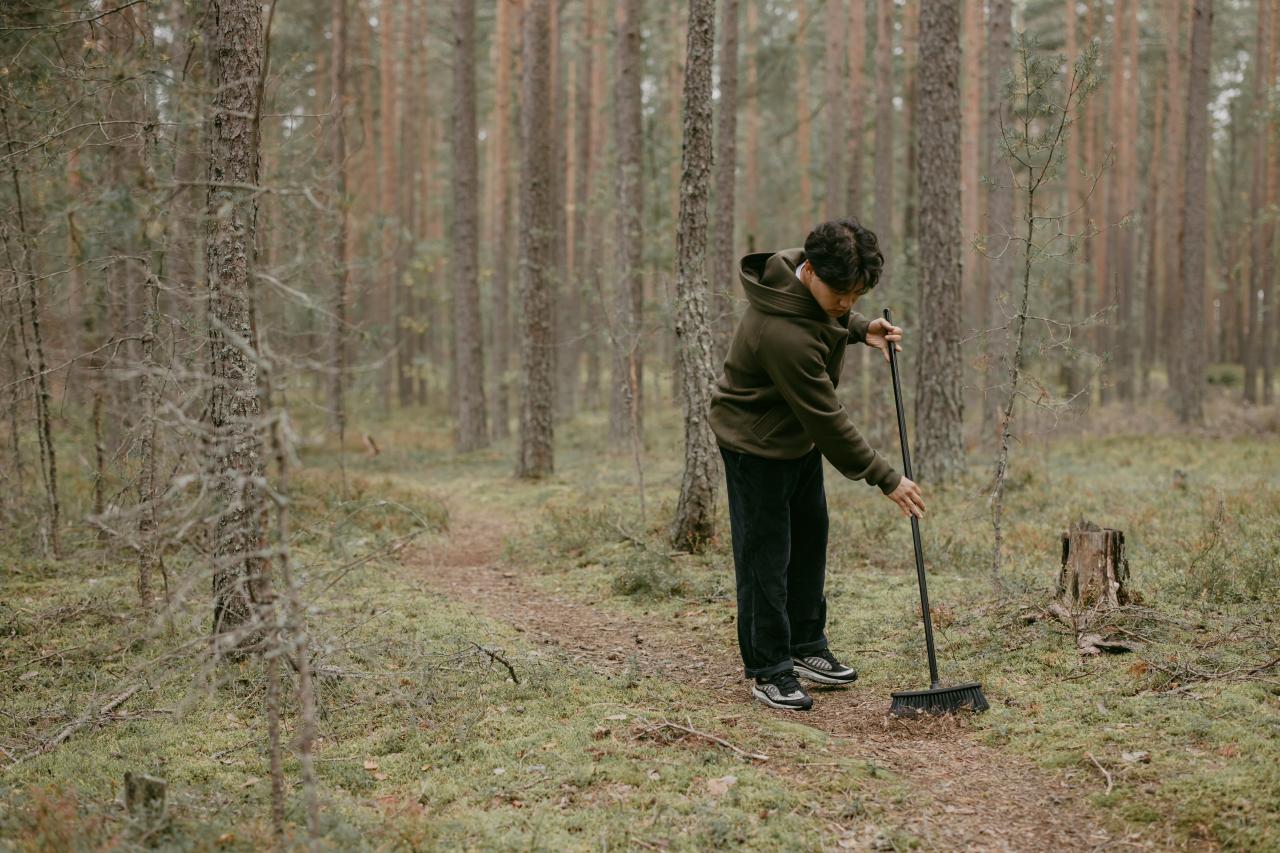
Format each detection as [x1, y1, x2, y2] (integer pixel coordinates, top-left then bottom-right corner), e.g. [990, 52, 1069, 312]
[327, 0, 350, 439]
[982, 0, 1012, 433]
[452, 0, 489, 450]
[711, 0, 740, 359]
[914, 0, 965, 484]
[1175, 0, 1213, 425]
[609, 0, 644, 446]
[871, 0, 896, 441]
[567, 0, 594, 422]
[672, 0, 719, 552]
[845, 0, 867, 216]
[961, 0, 983, 330]
[823, 0, 846, 220]
[744, 0, 761, 248]
[489, 0, 517, 437]
[206, 0, 267, 645]
[1244, 0, 1272, 403]
[517, 0, 555, 478]
[378, 0, 398, 414]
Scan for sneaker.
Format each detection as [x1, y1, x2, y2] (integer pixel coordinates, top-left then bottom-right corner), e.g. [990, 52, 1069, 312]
[751, 670, 813, 711]
[792, 649, 858, 685]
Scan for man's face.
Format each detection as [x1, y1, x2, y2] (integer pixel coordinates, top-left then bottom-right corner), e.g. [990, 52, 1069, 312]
[803, 264, 864, 318]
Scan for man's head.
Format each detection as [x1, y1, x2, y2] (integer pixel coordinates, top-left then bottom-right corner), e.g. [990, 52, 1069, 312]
[799, 218, 885, 318]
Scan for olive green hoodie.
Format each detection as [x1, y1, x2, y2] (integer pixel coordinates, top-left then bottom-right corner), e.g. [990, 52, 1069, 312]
[708, 247, 902, 495]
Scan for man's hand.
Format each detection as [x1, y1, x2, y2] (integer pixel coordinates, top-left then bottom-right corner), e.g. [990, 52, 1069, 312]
[886, 476, 926, 518]
[865, 317, 904, 362]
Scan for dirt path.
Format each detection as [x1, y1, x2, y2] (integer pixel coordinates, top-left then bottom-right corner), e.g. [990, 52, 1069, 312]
[411, 505, 1155, 852]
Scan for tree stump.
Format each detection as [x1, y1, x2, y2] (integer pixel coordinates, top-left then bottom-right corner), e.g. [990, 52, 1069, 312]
[124, 772, 166, 830]
[1056, 520, 1130, 610]
[1047, 521, 1138, 655]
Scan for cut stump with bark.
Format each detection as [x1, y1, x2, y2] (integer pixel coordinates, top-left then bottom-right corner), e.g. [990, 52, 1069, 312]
[1056, 520, 1130, 610]
[1047, 520, 1138, 655]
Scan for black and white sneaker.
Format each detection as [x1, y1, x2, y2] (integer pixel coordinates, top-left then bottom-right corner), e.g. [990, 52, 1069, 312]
[792, 649, 859, 685]
[751, 670, 813, 711]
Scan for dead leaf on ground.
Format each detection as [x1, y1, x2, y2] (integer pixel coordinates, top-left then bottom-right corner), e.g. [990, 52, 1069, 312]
[706, 775, 738, 797]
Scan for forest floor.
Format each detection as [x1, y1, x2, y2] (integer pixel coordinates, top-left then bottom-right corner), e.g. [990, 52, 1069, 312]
[2, 397, 1278, 850]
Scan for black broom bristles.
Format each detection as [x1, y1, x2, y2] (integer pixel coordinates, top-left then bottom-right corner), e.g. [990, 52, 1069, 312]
[889, 682, 989, 717]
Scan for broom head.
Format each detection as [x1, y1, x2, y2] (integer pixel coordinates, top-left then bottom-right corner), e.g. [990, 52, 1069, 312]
[889, 682, 989, 717]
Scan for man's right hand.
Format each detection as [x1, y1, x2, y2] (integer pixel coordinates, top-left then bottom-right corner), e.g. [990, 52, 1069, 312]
[887, 476, 926, 518]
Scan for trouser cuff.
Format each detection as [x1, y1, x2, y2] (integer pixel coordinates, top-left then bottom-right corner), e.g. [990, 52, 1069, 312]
[790, 637, 829, 656]
[744, 658, 794, 680]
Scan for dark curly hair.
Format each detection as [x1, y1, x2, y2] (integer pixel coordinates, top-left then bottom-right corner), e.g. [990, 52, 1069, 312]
[802, 218, 885, 294]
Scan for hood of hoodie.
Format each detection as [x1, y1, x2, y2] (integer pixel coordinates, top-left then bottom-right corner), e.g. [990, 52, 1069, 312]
[739, 247, 839, 323]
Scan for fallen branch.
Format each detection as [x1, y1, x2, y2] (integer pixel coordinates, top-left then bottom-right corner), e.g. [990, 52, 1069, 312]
[22, 684, 142, 762]
[473, 644, 519, 684]
[640, 719, 769, 762]
[1086, 752, 1113, 795]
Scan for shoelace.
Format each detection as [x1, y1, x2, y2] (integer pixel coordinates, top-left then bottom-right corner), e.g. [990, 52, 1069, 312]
[814, 649, 841, 669]
[773, 671, 803, 695]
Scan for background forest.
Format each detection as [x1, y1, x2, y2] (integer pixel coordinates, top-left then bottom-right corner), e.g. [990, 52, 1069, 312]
[2, 0, 1278, 850]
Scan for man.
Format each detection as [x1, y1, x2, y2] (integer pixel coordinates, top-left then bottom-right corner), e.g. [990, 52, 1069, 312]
[709, 218, 927, 711]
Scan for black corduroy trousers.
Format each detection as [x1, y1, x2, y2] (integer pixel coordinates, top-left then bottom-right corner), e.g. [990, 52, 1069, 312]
[719, 445, 831, 679]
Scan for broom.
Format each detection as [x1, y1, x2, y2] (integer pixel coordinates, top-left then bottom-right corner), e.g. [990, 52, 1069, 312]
[882, 308, 989, 716]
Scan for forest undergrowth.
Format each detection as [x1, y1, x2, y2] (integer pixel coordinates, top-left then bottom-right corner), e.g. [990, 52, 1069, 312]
[2, 394, 1278, 850]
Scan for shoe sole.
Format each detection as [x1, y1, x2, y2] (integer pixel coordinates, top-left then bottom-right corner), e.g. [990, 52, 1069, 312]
[751, 685, 813, 711]
[793, 663, 858, 686]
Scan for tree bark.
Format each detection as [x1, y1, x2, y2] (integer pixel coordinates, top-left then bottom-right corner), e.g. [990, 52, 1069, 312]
[824, 0, 846, 220]
[914, 0, 965, 484]
[490, 0, 518, 437]
[711, 0, 740, 359]
[1174, 0, 1213, 425]
[517, 0, 555, 478]
[982, 0, 1012, 430]
[1244, 0, 1272, 403]
[327, 0, 350, 441]
[609, 0, 644, 446]
[452, 0, 489, 450]
[206, 0, 267, 645]
[672, 0, 719, 552]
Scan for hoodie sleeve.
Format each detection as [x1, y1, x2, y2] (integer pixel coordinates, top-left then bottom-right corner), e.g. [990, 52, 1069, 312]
[754, 317, 903, 495]
[846, 311, 872, 344]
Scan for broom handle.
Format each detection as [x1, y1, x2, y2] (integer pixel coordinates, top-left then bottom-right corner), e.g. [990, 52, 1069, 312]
[883, 308, 941, 689]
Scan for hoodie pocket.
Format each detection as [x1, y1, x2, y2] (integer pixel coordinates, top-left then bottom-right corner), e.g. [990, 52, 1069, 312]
[749, 405, 789, 441]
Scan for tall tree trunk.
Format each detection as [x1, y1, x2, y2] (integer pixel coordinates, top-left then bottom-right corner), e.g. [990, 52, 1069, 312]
[490, 0, 517, 437]
[744, 0, 761, 249]
[1174, 0, 1213, 425]
[900, 1, 920, 249]
[982, 0, 1012, 429]
[583, 0, 608, 408]
[1244, 0, 1272, 403]
[517, 0, 555, 477]
[1139, 0, 1169, 398]
[206, 0, 267, 646]
[869, 0, 896, 443]
[914, 0, 964, 483]
[378, 0, 399, 414]
[609, 0, 644, 446]
[712, 0, 741, 358]
[961, 0, 983, 328]
[845, 0, 867, 216]
[563, 0, 593, 425]
[672, 0, 718, 552]
[452, 0, 489, 450]
[1264, 0, 1279, 404]
[1160, 0, 1188, 383]
[824, 0, 846, 220]
[327, 0, 350, 441]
